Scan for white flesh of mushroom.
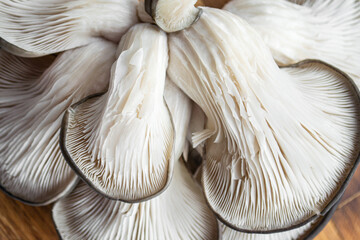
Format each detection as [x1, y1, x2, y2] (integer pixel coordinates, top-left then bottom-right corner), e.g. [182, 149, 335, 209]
[168, 7, 360, 232]
[61, 23, 174, 202]
[164, 78, 192, 160]
[186, 103, 207, 159]
[223, 0, 360, 84]
[53, 159, 219, 240]
[0, 0, 138, 56]
[146, 0, 201, 32]
[0, 40, 117, 205]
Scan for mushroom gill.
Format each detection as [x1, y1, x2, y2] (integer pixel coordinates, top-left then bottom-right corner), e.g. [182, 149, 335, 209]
[0, 40, 117, 205]
[221, 196, 341, 239]
[61, 23, 175, 202]
[53, 158, 219, 240]
[0, 0, 138, 57]
[168, 7, 360, 232]
[223, 0, 360, 84]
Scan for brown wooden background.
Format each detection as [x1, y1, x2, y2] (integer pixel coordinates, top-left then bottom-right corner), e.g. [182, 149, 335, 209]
[1, 167, 359, 240]
[1, 0, 359, 239]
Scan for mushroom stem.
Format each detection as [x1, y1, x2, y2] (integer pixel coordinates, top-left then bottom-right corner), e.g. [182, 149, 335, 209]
[145, 0, 202, 32]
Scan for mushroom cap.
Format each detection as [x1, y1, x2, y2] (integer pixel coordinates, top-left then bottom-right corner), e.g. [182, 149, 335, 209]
[223, 0, 360, 84]
[60, 24, 175, 202]
[53, 159, 219, 240]
[0, 0, 138, 56]
[168, 7, 360, 232]
[0, 40, 117, 205]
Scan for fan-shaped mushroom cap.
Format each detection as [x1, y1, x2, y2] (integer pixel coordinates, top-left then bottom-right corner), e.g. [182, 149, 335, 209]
[222, 221, 310, 240]
[61, 23, 174, 202]
[0, 40, 117, 205]
[221, 196, 340, 239]
[145, 0, 202, 32]
[164, 78, 192, 160]
[53, 159, 219, 240]
[0, 0, 138, 57]
[168, 8, 360, 232]
[223, 0, 360, 84]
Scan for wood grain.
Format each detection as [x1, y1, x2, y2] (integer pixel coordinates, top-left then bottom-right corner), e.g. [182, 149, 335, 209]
[316, 165, 360, 240]
[0, 192, 57, 240]
[199, 0, 228, 8]
[1, 0, 359, 239]
[1, 167, 359, 239]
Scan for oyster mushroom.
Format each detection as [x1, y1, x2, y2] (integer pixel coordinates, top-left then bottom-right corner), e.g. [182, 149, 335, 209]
[188, 104, 207, 156]
[61, 23, 175, 202]
[164, 78, 192, 160]
[55, 83, 216, 239]
[145, 0, 202, 32]
[223, 0, 360, 84]
[168, 7, 360, 232]
[183, 148, 341, 240]
[221, 198, 339, 240]
[0, 0, 138, 57]
[0, 40, 117, 205]
[53, 159, 219, 240]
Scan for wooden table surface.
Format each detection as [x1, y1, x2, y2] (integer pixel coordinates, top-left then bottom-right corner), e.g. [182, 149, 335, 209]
[1, 0, 359, 239]
[1, 165, 360, 240]
[1, 166, 360, 240]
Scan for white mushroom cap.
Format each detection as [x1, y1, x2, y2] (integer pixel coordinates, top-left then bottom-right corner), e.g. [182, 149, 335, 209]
[0, 0, 138, 57]
[61, 23, 175, 202]
[53, 159, 219, 240]
[168, 7, 360, 232]
[0, 40, 117, 205]
[223, 0, 360, 84]
[145, 0, 202, 32]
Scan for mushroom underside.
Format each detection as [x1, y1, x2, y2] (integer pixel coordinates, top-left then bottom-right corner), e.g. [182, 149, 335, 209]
[60, 24, 175, 202]
[53, 159, 219, 240]
[0, 40, 116, 204]
[168, 7, 360, 232]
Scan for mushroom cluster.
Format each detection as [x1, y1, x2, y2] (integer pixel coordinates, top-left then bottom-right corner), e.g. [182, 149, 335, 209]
[0, 0, 359, 239]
